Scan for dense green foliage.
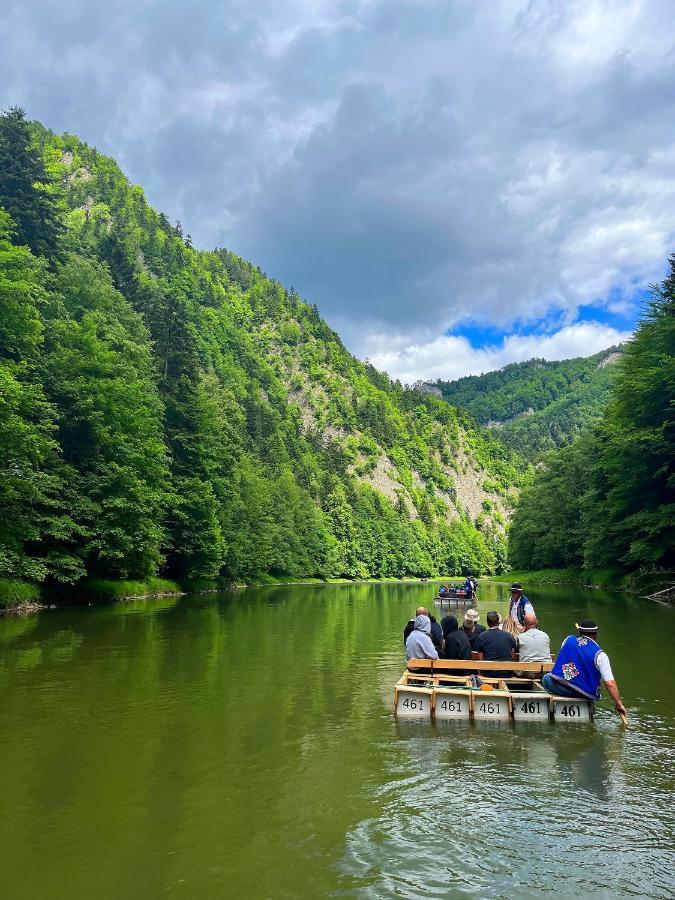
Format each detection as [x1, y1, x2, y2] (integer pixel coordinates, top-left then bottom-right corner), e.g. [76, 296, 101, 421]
[510, 268, 674, 573]
[0, 110, 524, 595]
[434, 348, 621, 459]
[0, 577, 42, 607]
[0, 107, 63, 258]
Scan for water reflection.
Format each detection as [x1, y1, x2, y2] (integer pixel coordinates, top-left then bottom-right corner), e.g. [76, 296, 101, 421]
[0, 581, 672, 899]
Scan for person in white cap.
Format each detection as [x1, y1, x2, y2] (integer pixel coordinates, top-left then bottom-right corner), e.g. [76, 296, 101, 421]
[460, 609, 485, 650]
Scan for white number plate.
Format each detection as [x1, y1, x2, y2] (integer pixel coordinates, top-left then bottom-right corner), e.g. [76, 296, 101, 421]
[396, 690, 432, 717]
[552, 698, 592, 721]
[434, 692, 470, 719]
[512, 695, 550, 720]
[473, 696, 510, 719]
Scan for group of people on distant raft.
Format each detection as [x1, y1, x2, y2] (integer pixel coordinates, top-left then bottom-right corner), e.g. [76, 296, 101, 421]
[403, 582, 626, 717]
[438, 575, 477, 600]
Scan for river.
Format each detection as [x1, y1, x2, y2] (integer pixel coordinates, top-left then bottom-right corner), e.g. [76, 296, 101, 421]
[0, 581, 673, 898]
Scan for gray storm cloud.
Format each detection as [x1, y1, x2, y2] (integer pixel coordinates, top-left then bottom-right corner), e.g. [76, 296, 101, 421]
[1, 0, 673, 366]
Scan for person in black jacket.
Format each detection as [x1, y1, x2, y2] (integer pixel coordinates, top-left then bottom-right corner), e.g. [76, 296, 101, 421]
[441, 615, 472, 661]
[403, 606, 443, 653]
[474, 610, 518, 678]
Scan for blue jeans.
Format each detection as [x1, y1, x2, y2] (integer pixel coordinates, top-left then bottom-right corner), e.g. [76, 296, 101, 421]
[542, 672, 584, 698]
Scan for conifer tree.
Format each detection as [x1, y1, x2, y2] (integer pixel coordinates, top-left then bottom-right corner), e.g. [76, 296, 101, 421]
[0, 107, 63, 258]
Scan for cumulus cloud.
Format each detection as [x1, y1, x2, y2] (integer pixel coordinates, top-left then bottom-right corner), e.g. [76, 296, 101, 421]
[0, 0, 672, 372]
[366, 323, 633, 384]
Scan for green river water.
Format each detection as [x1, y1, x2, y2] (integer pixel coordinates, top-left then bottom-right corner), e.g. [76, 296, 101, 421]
[1, 581, 673, 899]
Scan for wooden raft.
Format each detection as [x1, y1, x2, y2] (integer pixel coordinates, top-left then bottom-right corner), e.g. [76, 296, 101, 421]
[394, 658, 593, 722]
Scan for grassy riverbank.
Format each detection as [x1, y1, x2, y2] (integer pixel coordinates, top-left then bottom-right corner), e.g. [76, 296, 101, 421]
[0, 579, 43, 610]
[5, 568, 670, 613]
[0, 576, 190, 612]
[0, 573, 469, 612]
[489, 568, 625, 588]
[488, 568, 672, 596]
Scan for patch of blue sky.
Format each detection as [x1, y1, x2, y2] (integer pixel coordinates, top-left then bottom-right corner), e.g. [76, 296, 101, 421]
[447, 287, 647, 350]
[575, 287, 650, 331]
[448, 310, 570, 348]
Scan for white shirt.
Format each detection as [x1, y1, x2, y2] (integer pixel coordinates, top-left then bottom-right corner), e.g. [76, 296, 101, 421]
[596, 652, 614, 681]
[509, 597, 534, 623]
[517, 627, 551, 662]
[586, 638, 614, 681]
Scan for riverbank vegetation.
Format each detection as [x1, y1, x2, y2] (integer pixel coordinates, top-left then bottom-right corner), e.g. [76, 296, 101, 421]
[0, 579, 42, 608]
[0, 108, 524, 606]
[488, 568, 627, 589]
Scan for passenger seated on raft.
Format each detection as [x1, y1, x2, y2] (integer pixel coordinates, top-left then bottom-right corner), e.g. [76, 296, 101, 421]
[473, 610, 517, 678]
[405, 614, 439, 662]
[403, 606, 443, 652]
[542, 620, 626, 718]
[428, 613, 444, 653]
[500, 612, 520, 639]
[516, 613, 551, 663]
[461, 609, 485, 649]
[439, 584, 449, 597]
[440, 615, 471, 671]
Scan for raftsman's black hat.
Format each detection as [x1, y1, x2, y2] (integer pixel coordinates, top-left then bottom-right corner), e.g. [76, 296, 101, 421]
[576, 619, 598, 633]
[510, 582, 523, 591]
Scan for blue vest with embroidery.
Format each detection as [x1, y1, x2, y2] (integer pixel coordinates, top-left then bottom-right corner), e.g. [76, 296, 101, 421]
[550, 635, 602, 699]
[510, 595, 530, 626]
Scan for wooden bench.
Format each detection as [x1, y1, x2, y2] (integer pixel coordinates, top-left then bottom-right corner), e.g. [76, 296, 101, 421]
[407, 658, 553, 679]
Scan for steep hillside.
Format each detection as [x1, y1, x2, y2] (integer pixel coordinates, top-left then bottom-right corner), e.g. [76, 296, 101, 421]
[431, 349, 622, 459]
[0, 110, 526, 592]
[509, 267, 674, 574]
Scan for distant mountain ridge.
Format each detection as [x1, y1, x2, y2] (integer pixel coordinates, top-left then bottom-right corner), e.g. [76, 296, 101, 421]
[430, 347, 623, 459]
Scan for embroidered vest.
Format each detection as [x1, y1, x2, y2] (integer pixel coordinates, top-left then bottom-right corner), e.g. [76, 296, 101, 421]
[550, 635, 602, 699]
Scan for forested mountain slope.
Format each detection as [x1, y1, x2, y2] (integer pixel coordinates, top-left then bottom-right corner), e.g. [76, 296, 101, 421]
[509, 265, 674, 574]
[432, 349, 622, 459]
[0, 109, 525, 593]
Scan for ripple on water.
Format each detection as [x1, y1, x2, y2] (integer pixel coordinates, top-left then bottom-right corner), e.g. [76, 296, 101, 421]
[336, 715, 675, 899]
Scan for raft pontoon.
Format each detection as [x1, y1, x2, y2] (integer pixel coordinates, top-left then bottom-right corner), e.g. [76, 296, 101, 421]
[395, 659, 593, 722]
[434, 588, 472, 607]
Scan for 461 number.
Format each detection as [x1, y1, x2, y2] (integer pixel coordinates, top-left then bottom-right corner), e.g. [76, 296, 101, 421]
[519, 701, 542, 714]
[401, 697, 424, 711]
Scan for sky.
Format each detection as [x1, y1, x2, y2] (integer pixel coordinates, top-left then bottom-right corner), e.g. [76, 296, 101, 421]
[1, 0, 673, 382]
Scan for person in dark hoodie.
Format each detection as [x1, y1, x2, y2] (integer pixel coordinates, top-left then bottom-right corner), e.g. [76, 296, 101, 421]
[441, 615, 472, 663]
